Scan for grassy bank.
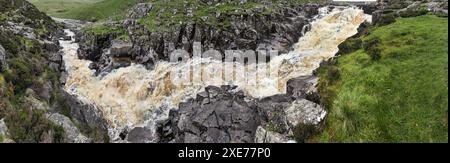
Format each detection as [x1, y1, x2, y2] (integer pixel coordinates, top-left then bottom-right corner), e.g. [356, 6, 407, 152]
[28, 0, 139, 21]
[28, 0, 328, 23]
[315, 15, 448, 143]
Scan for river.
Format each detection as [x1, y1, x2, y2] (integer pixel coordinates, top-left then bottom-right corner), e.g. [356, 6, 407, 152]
[59, 6, 371, 140]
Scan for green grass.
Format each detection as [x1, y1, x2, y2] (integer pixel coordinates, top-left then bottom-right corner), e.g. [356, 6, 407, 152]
[139, 0, 327, 32]
[315, 15, 448, 143]
[28, 0, 101, 17]
[28, 0, 139, 21]
[82, 23, 123, 35]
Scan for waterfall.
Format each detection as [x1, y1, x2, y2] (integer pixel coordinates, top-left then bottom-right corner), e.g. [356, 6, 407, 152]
[59, 7, 371, 136]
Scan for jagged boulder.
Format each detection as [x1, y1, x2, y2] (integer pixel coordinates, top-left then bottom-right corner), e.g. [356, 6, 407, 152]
[256, 94, 294, 134]
[155, 83, 328, 143]
[46, 113, 90, 143]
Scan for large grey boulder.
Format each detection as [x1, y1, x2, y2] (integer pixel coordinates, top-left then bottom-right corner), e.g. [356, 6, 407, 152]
[254, 85, 326, 143]
[109, 40, 133, 58]
[43, 40, 61, 52]
[0, 44, 6, 72]
[46, 113, 90, 143]
[126, 127, 154, 143]
[285, 99, 327, 128]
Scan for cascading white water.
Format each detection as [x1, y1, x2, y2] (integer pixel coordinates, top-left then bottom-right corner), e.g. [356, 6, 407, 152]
[59, 7, 371, 133]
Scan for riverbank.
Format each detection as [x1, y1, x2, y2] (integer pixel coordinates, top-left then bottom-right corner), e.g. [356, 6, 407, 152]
[314, 15, 448, 143]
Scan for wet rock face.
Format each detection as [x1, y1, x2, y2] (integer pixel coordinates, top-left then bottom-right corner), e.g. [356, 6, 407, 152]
[164, 86, 260, 143]
[106, 40, 133, 70]
[253, 94, 326, 143]
[285, 99, 326, 127]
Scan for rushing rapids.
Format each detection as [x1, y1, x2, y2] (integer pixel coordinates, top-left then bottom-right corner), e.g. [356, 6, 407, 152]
[59, 7, 371, 137]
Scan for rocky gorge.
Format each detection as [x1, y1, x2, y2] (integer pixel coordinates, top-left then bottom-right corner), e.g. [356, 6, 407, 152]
[61, 4, 371, 143]
[0, 0, 448, 143]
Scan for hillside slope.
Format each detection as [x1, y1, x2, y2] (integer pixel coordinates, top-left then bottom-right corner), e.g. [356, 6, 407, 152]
[1, 0, 65, 143]
[316, 15, 448, 143]
[1, 0, 109, 143]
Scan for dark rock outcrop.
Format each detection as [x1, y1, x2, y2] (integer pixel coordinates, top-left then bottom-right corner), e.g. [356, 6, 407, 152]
[76, 2, 324, 75]
[109, 40, 133, 58]
[46, 113, 90, 143]
[76, 30, 116, 61]
[160, 86, 260, 143]
[124, 3, 320, 61]
[127, 127, 154, 143]
[151, 75, 327, 143]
